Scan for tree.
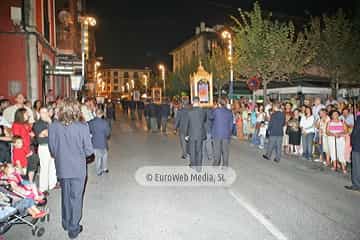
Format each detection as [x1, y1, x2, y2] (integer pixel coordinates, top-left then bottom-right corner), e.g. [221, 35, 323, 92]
[231, 2, 318, 102]
[167, 56, 200, 96]
[203, 46, 230, 97]
[313, 9, 360, 94]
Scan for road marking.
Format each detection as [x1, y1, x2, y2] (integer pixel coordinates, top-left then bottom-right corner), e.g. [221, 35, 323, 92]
[228, 189, 288, 240]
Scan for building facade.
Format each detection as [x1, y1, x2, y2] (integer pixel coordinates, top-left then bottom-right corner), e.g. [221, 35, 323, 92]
[99, 67, 151, 98]
[0, 0, 59, 102]
[170, 22, 224, 72]
[0, 0, 95, 102]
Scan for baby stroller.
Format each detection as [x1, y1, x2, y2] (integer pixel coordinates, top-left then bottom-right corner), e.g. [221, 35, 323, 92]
[0, 185, 49, 237]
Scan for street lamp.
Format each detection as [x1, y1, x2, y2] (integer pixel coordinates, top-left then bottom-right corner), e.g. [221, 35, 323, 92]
[222, 30, 234, 104]
[159, 64, 166, 97]
[79, 16, 96, 98]
[131, 79, 135, 89]
[126, 82, 130, 92]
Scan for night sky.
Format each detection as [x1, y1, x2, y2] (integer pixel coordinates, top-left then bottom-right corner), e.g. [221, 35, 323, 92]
[86, 0, 358, 70]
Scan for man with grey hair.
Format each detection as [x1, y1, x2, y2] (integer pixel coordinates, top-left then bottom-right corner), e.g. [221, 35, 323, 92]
[49, 100, 94, 239]
[2, 93, 34, 125]
[175, 99, 190, 160]
[263, 102, 285, 163]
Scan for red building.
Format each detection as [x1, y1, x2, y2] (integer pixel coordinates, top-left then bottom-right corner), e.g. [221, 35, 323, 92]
[0, 0, 71, 102]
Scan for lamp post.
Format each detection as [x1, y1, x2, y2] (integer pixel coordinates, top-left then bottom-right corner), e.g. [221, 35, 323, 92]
[79, 16, 96, 98]
[159, 64, 166, 97]
[222, 30, 233, 104]
[94, 61, 100, 96]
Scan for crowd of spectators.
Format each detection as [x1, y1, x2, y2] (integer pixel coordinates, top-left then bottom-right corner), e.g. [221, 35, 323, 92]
[231, 96, 358, 175]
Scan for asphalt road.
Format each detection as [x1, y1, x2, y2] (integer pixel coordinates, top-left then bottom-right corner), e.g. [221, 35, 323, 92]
[4, 114, 360, 240]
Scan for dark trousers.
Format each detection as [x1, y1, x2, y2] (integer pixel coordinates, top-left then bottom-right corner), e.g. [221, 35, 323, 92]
[213, 139, 230, 167]
[60, 178, 85, 235]
[157, 117, 161, 130]
[202, 133, 213, 163]
[161, 117, 168, 132]
[179, 133, 189, 158]
[145, 117, 151, 131]
[352, 152, 360, 189]
[130, 109, 136, 120]
[137, 109, 143, 120]
[266, 136, 283, 161]
[189, 139, 202, 167]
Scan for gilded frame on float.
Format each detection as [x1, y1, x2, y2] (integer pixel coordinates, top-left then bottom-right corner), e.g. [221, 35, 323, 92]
[152, 87, 162, 104]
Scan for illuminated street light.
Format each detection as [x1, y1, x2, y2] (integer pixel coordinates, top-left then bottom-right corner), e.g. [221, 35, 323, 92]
[131, 79, 135, 89]
[222, 30, 234, 104]
[79, 15, 97, 98]
[126, 82, 130, 91]
[158, 64, 166, 97]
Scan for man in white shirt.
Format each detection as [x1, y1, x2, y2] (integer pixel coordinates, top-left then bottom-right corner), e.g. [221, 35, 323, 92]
[2, 93, 35, 125]
[80, 98, 95, 122]
[312, 97, 325, 121]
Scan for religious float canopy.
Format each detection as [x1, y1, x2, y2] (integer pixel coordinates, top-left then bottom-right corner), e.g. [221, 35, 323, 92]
[189, 62, 213, 107]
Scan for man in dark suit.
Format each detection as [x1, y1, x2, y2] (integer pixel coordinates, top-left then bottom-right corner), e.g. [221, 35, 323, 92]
[144, 100, 151, 131]
[48, 102, 94, 239]
[122, 99, 128, 115]
[210, 99, 233, 167]
[160, 98, 170, 133]
[202, 107, 214, 164]
[175, 99, 190, 159]
[263, 102, 285, 163]
[185, 97, 206, 169]
[148, 100, 158, 132]
[129, 99, 136, 120]
[137, 100, 145, 121]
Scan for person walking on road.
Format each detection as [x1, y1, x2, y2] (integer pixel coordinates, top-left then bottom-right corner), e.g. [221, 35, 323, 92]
[88, 108, 111, 176]
[202, 107, 214, 164]
[129, 99, 136, 120]
[137, 100, 145, 121]
[345, 111, 360, 192]
[105, 99, 116, 129]
[160, 98, 170, 133]
[185, 97, 206, 169]
[263, 102, 285, 163]
[148, 100, 158, 132]
[48, 101, 94, 239]
[175, 99, 190, 160]
[211, 99, 233, 167]
[144, 100, 151, 131]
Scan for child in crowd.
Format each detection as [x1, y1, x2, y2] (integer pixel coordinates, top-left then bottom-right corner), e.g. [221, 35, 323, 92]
[0, 190, 48, 219]
[258, 121, 267, 149]
[12, 136, 29, 175]
[1, 164, 44, 203]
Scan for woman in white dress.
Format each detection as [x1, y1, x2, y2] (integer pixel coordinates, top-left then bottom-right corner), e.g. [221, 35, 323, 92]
[326, 110, 348, 174]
